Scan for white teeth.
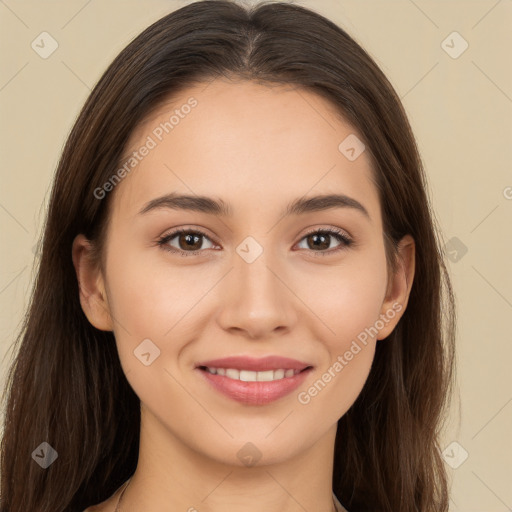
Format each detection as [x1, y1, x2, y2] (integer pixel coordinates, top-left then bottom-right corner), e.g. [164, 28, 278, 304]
[225, 368, 240, 380]
[204, 367, 301, 382]
[239, 370, 257, 382]
[257, 370, 274, 382]
[273, 369, 285, 380]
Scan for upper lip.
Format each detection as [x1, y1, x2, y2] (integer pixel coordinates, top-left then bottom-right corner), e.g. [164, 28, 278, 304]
[196, 356, 313, 372]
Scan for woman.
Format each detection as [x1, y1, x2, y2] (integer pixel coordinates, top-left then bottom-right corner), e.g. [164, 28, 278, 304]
[0, 1, 456, 511]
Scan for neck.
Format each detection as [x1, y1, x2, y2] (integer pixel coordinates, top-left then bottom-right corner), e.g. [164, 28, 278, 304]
[120, 405, 338, 512]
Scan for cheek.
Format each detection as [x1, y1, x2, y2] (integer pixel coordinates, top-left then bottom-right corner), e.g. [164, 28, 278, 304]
[104, 241, 203, 335]
[328, 276, 386, 344]
[304, 250, 388, 345]
[300, 252, 387, 408]
[296, 271, 386, 423]
[103, 241, 224, 380]
[103, 248, 195, 416]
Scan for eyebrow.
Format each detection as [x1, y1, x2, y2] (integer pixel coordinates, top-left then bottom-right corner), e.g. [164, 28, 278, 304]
[138, 192, 371, 220]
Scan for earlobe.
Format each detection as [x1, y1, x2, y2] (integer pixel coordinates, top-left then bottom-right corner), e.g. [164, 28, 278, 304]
[377, 235, 416, 341]
[72, 234, 113, 331]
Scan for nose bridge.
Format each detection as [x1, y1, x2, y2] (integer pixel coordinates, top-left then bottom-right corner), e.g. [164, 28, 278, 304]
[216, 237, 297, 337]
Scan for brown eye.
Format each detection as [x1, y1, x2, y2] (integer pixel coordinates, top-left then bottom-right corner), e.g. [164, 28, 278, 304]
[176, 232, 203, 251]
[157, 228, 215, 255]
[157, 227, 353, 257]
[296, 228, 353, 255]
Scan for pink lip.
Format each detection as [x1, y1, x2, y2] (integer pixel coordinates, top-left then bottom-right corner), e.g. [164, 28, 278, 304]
[195, 356, 314, 405]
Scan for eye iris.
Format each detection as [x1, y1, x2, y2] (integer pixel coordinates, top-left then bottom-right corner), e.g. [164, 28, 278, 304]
[309, 233, 329, 250]
[180, 232, 202, 250]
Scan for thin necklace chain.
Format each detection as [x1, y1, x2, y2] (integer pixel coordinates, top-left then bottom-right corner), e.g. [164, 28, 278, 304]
[114, 478, 338, 512]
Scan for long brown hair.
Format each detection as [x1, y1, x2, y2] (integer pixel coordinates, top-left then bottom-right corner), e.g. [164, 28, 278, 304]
[0, 1, 456, 510]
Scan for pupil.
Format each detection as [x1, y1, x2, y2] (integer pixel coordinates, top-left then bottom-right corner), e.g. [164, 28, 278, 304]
[182, 233, 200, 249]
[311, 233, 328, 250]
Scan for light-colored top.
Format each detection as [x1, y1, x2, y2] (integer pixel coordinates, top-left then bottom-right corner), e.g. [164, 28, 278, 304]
[333, 491, 349, 512]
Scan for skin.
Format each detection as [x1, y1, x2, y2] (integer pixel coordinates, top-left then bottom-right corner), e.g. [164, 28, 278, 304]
[73, 78, 415, 512]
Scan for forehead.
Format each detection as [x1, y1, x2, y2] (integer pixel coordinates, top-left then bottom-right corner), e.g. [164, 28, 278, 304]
[111, 79, 380, 224]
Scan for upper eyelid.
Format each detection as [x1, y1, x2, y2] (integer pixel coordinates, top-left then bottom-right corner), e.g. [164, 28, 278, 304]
[161, 227, 217, 245]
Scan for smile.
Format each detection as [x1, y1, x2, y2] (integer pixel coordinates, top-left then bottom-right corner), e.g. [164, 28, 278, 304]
[195, 356, 314, 405]
[200, 367, 303, 381]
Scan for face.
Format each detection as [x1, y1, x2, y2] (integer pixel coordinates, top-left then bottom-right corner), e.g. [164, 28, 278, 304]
[75, 78, 412, 468]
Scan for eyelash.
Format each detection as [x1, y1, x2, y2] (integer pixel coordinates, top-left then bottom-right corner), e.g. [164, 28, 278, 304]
[156, 226, 353, 258]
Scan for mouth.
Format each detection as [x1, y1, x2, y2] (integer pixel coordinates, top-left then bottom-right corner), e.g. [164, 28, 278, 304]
[195, 356, 314, 405]
[197, 366, 311, 382]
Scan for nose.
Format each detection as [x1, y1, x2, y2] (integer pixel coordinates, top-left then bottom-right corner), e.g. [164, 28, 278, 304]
[215, 248, 298, 340]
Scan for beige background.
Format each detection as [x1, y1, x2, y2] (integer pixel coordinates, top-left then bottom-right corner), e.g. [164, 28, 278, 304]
[1, 0, 511, 510]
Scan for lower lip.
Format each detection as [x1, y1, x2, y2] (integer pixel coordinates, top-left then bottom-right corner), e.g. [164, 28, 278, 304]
[196, 368, 312, 405]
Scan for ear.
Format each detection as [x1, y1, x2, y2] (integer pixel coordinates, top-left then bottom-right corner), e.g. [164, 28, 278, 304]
[72, 234, 113, 331]
[376, 234, 415, 341]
